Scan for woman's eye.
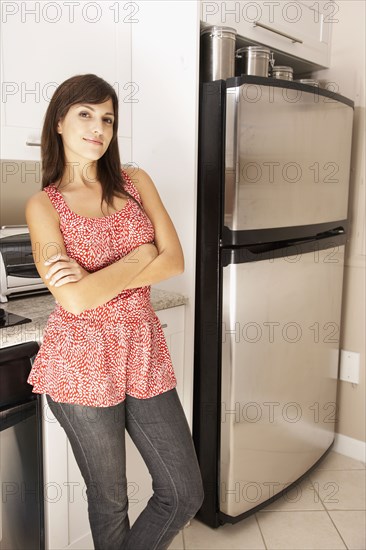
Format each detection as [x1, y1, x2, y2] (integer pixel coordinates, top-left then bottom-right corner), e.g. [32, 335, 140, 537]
[79, 112, 113, 124]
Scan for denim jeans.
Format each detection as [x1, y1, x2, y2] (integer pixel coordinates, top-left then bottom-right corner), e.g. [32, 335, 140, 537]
[46, 389, 204, 550]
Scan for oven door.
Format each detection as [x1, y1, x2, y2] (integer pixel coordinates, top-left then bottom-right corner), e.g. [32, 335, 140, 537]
[0, 399, 44, 549]
[0, 341, 44, 549]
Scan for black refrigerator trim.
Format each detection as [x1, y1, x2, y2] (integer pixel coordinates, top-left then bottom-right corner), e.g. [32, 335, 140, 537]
[225, 75, 354, 109]
[193, 79, 227, 527]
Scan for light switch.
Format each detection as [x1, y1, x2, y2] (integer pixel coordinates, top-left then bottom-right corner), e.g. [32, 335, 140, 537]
[339, 350, 360, 384]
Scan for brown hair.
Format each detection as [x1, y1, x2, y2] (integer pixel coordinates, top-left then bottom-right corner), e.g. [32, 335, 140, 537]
[41, 73, 138, 210]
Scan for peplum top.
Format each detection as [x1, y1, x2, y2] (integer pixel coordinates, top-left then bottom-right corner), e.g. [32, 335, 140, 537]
[27, 169, 177, 407]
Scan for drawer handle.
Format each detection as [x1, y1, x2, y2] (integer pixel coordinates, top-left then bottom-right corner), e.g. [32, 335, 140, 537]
[253, 21, 303, 44]
[161, 323, 168, 329]
[6, 263, 35, 268]
[26, 141, 41, 147]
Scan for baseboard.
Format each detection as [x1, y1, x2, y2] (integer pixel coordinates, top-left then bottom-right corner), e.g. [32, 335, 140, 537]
[333, 433, 366, 463]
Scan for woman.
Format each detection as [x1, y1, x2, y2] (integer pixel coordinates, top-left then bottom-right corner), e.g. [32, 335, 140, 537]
[26, 73, 204, 550]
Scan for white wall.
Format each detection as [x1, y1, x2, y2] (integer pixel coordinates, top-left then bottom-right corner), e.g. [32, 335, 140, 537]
[314, 0, 366, 457]
[131, 1, 200, 425]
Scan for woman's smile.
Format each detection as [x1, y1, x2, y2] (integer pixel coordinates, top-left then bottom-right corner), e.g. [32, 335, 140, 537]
[83, 138, 103, 146]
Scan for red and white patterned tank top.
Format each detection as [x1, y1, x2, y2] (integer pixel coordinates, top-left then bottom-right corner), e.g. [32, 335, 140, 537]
[27, 169, 177, 407]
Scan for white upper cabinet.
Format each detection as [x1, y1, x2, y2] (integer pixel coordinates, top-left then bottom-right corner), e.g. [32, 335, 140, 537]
[1, 1, 132, 160]
[200, 0, 335, 68]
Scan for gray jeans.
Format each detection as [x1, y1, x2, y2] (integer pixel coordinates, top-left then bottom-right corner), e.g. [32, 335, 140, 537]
[46, 389, 204, 550]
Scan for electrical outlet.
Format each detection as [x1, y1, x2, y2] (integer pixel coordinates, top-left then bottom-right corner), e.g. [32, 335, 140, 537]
[339, 350, 360, 384]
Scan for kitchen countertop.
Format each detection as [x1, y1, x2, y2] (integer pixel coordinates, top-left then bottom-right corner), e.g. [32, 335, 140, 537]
[0, 288, 188, 347]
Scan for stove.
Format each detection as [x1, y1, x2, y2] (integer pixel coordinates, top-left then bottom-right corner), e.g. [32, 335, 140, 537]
[0, 307, 32, 328]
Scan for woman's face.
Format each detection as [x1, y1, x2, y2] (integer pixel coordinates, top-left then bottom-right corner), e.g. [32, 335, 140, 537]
[56, 98, 115, 163]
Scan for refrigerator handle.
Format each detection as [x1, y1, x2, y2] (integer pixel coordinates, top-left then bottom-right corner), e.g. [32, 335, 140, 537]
[221, 231, 348, 267]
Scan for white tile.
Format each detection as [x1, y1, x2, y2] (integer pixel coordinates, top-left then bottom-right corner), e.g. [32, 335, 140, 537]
[257, 477, 325, 512]
[183, 517, 265, 549]
[256, 511, 346, 549]
[310, 469, 366, 510]
[168, 530, 184, 550]
[316, 451, 365, 471]
[329, 510, 366, 550]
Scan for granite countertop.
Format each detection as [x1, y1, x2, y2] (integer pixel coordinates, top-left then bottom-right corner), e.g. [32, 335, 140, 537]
[0, 288, 187, 347]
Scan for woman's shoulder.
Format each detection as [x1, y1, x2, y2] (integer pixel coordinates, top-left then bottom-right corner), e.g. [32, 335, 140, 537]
[25, 188, 59, 221]
[121, 164, 146, 181]
[121, 165, 154, 196]
[26, 188, 49, 209]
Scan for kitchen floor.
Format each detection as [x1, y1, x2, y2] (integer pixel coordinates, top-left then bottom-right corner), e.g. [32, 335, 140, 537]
[168, 451, 365, 550]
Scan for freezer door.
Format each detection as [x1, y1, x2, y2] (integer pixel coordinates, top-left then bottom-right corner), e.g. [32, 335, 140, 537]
[220, 245, 345, 517]
[224, 83, 353, 231]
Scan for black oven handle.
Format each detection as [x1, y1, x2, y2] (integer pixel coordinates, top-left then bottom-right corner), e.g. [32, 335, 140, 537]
[0, 399, 37, 432]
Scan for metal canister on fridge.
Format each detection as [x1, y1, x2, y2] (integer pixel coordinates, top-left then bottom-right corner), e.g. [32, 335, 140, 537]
[271, 66, 294, 81]
[200, 25, 237, 82]
[235, 46, 274, 77]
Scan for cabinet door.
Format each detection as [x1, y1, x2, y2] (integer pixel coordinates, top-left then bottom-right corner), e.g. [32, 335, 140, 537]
[156, 306, 185, 404]
[125, 305, 186, 525]
[200, 0, 335, 67]
[42, 395, 93, 550]
[1, 1, 132, 160]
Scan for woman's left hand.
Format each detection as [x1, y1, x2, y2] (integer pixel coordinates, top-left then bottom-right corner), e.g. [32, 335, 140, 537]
[44, 254, 89, 287]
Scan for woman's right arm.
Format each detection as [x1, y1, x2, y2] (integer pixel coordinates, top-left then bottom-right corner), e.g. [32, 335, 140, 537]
[25, 191, 157, 315]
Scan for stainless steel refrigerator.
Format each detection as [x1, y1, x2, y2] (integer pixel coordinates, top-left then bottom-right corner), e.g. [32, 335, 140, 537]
[193, 76, 354, 527]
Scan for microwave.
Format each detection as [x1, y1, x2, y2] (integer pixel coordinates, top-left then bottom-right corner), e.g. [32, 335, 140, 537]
[0, 226, 48, 302]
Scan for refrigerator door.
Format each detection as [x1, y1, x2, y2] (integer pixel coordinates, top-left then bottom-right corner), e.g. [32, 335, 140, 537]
[224, 82, 353, 236]
[220, 241, 345, 517]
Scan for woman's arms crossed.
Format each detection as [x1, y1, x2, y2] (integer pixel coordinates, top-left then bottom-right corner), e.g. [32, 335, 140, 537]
[25, 168, 184, 314]
[25, 191, 157, 314]
[122, 166, 184, 290]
